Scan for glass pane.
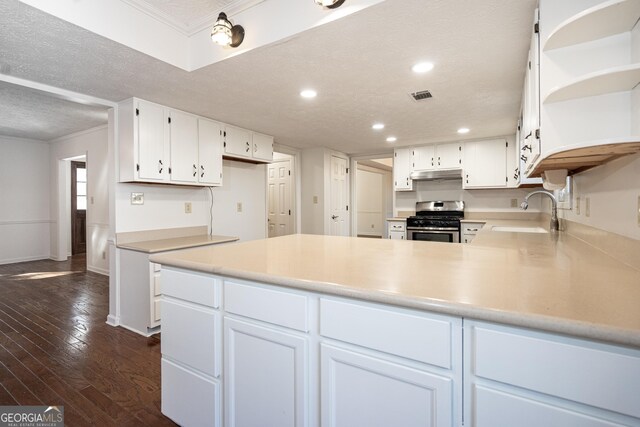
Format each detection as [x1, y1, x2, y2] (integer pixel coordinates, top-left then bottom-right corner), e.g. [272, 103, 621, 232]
[76, 168, 87, 182]
[77, 196, 87, 210]
[77, 182, 87, 196]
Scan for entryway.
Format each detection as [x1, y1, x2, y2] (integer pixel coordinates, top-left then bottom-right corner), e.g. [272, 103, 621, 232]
[71, 160, 87, 255]
[352, 157, 393, 238]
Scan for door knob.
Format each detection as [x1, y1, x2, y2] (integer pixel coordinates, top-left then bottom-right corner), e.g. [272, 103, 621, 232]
[331, 215, 338, 220]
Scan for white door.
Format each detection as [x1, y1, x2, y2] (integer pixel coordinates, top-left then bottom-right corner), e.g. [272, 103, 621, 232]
[412, 145, 435, 171]
[330, 156, 349, 236]
[393, 148, 413, 191]
[224, 318, 308, 427]
[321, 344, 453, 427]
[198, 118, 223, 186]
[253, 133, 274, 162]
[136, 100, 166, 181]
[168, 110, 198, 184]
[464, 140, 507, 188]
[435, 142, 462, 169]
[268, 159, 292, 237]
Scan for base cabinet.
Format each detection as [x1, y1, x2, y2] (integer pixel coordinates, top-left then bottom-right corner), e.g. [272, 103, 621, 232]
[224, 318, 308, 427]
[321, 344, 453, 427]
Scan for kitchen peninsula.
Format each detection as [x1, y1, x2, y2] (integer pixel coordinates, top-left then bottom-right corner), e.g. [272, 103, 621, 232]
[151, 230, 640, 427]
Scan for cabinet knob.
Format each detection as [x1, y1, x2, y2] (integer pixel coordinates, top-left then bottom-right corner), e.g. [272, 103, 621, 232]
[158, 160, 163, 174]
[246, 141, 250, 153]
[521, 155, 528, 162]
[200, 165, 205, 178]
[193, 164, 197, 177]
[254, 143, 258, 153]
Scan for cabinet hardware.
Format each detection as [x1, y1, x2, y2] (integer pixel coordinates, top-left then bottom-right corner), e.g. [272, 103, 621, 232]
[288, 209, 291, 215]
[245, 141, 250, 153]
[521, 155, 528, 162]
[535, 129, 540, 139]
[135, 108, 139, 116]
[224, 131, 226, 137]
[223, 142, 226, 147]
[522, 144, 531, 152]
[193, 164, 197, 177]
[524, 131, 532, 140]
[438, 156, 441, 166]
[136, 163, 140, 172]
[534, 22, 539, 33]
[254, 143, 258, 153]
[158, 160, 163, 174]
[168, 167, 172, 174]
[331, 215, 338, 220]
[168, 117, 171, 124]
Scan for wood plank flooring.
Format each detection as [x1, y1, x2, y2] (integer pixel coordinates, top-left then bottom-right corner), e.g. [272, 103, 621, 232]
[0, 255, 176, 426]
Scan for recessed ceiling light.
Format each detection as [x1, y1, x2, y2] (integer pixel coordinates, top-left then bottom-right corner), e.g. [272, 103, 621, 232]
[457, 127, 470, 134]
[300, 89, 317, 99]
[412, 62, 434, 73]
[386, 136, 397, 142]
[372, 123, 385, 130]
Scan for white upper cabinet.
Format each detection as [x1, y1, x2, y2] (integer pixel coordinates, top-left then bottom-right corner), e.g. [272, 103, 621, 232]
[223, 126, 274, 163]
[412, 145, 435, 171]
[252, 132, 274, 162]
[412, 143, 461, 171]
[463, 139, 508, 189]
[135, 100, 168, 182]
[168, 109, 199, 184]
[198, 118, 223, 186]
[435, 142, 463, 169]
[393, 148, 413, 191]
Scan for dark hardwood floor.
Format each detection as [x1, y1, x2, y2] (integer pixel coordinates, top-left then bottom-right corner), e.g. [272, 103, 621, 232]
[0, 255, 176, 426]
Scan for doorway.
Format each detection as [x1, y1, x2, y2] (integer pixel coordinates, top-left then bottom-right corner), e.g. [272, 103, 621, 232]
[267, 152, 295, 237]
[352, 157, 393, 238]
[71, 161, 87, 255]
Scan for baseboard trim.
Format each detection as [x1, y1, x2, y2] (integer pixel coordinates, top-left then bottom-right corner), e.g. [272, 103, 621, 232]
[118, 323, 160, 337]
[87, 265, 109, 276]
[106, 314, 119, 327]
[0, 255, 49, 265]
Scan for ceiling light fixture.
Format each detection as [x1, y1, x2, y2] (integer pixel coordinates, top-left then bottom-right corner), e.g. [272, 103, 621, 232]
[372, 123, 385, 130]
[412, 62, 434, 73]
[314, 0, 346, 9]
[457, 127, 470, 134]
[211, 12, 245, 48]
[386, 137, 397, 142]
[300, 89, 317, 99]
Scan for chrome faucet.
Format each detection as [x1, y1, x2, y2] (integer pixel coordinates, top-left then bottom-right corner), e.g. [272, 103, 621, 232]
[521, 190, 560, 232]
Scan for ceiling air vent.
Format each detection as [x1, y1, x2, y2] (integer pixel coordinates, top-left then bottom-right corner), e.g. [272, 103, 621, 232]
[410, 90, 432, 101]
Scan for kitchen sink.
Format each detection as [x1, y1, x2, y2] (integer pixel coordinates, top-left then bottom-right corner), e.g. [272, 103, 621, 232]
[491, 226, 548, 234]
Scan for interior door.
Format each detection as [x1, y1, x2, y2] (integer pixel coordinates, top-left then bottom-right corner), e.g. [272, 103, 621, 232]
[71, 161, 86, 255]
[268, 159, 292, 237]
[330, 156, 349, 236]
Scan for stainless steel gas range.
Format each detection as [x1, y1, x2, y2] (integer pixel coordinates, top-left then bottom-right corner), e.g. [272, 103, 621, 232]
[406, 201, 464, 243]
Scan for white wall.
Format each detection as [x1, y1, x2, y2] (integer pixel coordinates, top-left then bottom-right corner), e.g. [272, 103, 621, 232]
[50, 126, 110, 274]
[395, 180, 543, 214]
[559, 153, 640, 241]
[0, 136, 51, 264]
[210, 160, 267, 241]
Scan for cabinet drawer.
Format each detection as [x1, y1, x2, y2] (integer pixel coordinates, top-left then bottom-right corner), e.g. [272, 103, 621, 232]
[162, 299, 221, 377]
[224, 281, 308, 332]
[474, 385, 628, 427]
[473, 325, 640, 418]
[320, 298, 454, 369]
[388, 221, 406, 232]
[462, 223, 484, 235]
[162, 358, 221, 427]
[162, 268, 220, 308]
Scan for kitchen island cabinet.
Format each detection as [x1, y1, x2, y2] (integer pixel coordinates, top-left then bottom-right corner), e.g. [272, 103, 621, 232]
[151, 233, 640, 426]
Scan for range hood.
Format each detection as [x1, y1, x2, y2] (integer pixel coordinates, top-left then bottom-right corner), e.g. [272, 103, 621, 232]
[409, 169, 463, 181]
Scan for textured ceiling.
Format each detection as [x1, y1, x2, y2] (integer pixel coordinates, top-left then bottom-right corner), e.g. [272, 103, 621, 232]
[0, 81, 108, 141]
[0, 0, 537, 154]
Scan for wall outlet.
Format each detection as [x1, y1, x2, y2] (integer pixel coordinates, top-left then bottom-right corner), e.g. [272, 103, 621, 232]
[185, 202, 192, 214]
[510, 198, 518, 208]
[585, 197, 590, 218]
[576, 197, 580, 215]
[131, 192, 144, 205]
[313, 196, 318, 204]
[237, 202, 243, 213]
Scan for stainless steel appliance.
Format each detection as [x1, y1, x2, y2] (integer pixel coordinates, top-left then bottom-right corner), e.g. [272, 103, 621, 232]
[406, 201, 464, 243]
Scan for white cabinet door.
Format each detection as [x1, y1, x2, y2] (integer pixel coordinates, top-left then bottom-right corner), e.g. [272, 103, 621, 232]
[224, 125, 252, 158]
[321, 344, 452, 427]
[393, 148, 413, 191]
[168, 110, 198, 184]
[136, 100, 167, 181]
[225, 318, 308, 427]
[252, 132, 274, 162]
[464, 139, 507, 188]
[436, 142, 462, 169]
[412, 145, 435, 171]
[198, 118, 223, 186]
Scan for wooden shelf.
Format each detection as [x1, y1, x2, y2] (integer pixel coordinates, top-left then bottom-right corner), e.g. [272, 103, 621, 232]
[528, 137, 640, 177]
[544, 0, 640, 51]
[543, 64, 640, 104]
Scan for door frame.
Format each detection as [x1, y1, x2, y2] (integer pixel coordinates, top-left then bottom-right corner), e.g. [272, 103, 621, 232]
[70, 160, 87, 255]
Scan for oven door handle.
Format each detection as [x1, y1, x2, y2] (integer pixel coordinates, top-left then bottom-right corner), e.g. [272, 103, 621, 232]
[406, 227, 459, 232]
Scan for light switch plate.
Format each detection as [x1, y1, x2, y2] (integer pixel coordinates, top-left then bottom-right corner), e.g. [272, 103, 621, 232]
[131, 192, 144, 205]
[237, 202, 243, 213]
[510, 198, 518, 208]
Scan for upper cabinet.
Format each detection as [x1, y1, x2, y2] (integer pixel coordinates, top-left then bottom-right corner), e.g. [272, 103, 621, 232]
[523, 0, 640, 177]
[412, 142, 462, 171]
[463, 139, 508, 189]
[119, 98, 273, 186]
[223, 126, 273, 163]
[393, 148, 413, 191]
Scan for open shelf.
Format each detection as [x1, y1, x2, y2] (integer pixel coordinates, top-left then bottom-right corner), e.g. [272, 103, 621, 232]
[528, 137, 640, 177]
[543, 63, 640, 104]
[544, 0, 640, 51]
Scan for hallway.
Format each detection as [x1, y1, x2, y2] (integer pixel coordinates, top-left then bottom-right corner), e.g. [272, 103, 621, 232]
[0, 256, 175, 426]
